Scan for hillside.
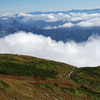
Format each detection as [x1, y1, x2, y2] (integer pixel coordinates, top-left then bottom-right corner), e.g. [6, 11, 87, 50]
[0, 54, 100, 100]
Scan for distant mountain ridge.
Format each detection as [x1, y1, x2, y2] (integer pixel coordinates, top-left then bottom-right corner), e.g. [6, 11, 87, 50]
[28, 8, 100, 14]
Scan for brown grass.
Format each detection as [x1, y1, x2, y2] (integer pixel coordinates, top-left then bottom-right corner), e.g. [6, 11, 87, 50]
[0, 74, 90, 100]
[0, 54, 98, 100]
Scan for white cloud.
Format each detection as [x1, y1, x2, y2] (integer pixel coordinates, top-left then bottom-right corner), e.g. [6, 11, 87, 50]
[47, 14, 55, 20]
[70, 12, 82, 16]
[45, 14, 58, 22]
[77, 21, 94, 27]
[1, 12, 100, 28]
[2, 12, 100, 28]
[43, 26, 53, 30]
[53, 26, 58, 29]
[2, 17, 8, 20]
[89, 13, 100, 17]
[17, 13, 35, 17]
[16, 13, 71, 23]
[59, 22, 74, 28]
[70, 13, 100, 27]
[21, 18, 31, 22]
[71, 17, 83, 21]
[1, 31, 100, 67]
[0, 13, 16, 18]
[43, 26, 58, 30]
[77, 17, 100, 27]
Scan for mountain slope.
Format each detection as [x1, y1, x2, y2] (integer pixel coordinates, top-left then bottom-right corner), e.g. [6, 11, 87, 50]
[0, 54, 100, 100]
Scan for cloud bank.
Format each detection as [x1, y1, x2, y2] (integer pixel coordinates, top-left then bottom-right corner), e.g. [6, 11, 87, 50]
[0, 31, 100, 67]
[58, 22, 74, 28]
[1, 12, 100, 28]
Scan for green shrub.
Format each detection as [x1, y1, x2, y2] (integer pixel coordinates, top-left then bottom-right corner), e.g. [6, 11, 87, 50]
[0, 80, 10, 89]
[35, 83, 54, 92]
[0, 61, 58, 79]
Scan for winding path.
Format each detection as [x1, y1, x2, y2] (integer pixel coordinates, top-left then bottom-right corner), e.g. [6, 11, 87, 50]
[65, 68, 75, 79]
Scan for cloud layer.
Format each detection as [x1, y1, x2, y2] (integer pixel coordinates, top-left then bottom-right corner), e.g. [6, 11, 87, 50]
[0, 31, 100, 67]
[1, 12, 100, 28]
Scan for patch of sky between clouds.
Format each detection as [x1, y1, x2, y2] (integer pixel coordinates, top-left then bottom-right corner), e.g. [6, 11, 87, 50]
[0, 31, 100, 67]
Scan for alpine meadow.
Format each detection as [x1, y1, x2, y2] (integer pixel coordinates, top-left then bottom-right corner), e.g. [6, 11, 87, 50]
[0, 0, 100, 99]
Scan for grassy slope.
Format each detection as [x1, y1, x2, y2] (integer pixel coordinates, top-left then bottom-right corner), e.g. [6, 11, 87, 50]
[0, 54, 100, 100]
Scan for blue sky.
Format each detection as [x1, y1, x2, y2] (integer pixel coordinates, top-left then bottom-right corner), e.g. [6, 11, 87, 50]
[0, 0, 100, 14]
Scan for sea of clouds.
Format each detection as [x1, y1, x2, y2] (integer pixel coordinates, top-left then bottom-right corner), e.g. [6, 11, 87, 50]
[1, 12, 100, 28]
[0, 31, 100, 67]
[1, 12, 100, 67]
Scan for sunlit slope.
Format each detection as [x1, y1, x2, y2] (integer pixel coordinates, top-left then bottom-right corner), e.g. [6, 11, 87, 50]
[0, 54, 100, 100]
[71, 67, 100, 99]
[0, 54, 75, 79]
